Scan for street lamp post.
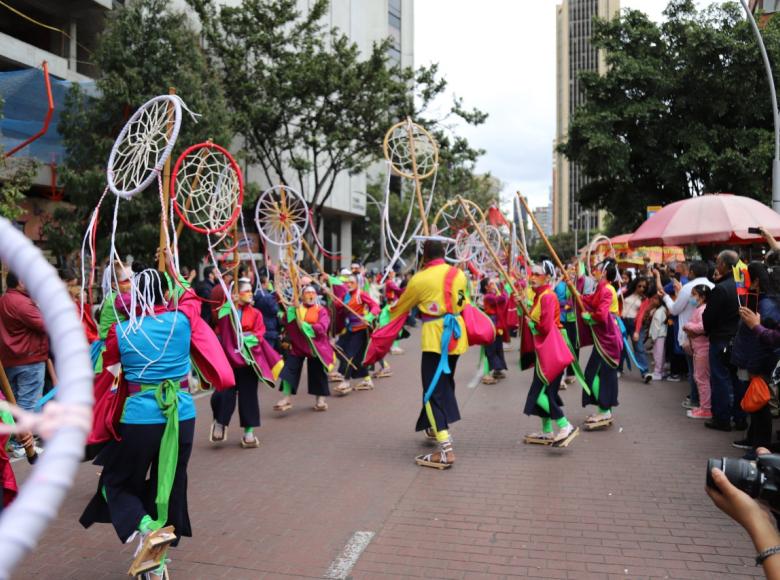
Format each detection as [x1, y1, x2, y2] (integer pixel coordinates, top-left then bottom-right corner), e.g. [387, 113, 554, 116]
[739, 0, 780, 213]
[362, 191, 386, 272]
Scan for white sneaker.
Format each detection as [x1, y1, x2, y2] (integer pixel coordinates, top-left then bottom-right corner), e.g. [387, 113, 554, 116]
[11, 446, 25, 459]
[651, 373, 663, 381]
[587, 410, 612, 423]
[390, 346, 404, 355]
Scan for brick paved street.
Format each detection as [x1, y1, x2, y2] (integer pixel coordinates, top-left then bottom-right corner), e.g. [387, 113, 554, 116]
[11, 330, 765, 579]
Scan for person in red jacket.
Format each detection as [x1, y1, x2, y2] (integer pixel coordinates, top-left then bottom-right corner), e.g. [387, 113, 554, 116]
[0, 272, 49, 457]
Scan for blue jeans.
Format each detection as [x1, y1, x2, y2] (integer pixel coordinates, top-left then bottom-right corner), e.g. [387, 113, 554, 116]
[6, 362, 45, 413]
[632, 325, 649, 374]
[708, 340, 739, 424]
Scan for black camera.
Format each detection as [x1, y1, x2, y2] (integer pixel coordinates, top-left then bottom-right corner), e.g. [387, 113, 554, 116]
[707, 455, 780, 508]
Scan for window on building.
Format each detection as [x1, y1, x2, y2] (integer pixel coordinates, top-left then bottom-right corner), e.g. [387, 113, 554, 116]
[387, 0, 402, 66]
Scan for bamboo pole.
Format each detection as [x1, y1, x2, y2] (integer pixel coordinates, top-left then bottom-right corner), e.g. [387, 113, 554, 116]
[175, 139, 213, 239]
[456, 197, 530, 318]
[405, 118, 430, 236]
[515, 191, 586, 313]
[158, 86, 176, 272]
[0, 360, 37, 463]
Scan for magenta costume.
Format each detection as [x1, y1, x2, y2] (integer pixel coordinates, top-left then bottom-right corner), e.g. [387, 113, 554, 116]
[581, 279, 623, 410]
[279, 304, 336, 396]
[524, 286, 574, 419]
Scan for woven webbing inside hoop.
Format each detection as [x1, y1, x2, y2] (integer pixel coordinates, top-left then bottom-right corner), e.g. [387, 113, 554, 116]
[171, 142, 244, 235]
[0, 218, 93, 579]
[383, 120, 438, 180]
[254, 185, 309, 248]
[107, 94, 183, 199]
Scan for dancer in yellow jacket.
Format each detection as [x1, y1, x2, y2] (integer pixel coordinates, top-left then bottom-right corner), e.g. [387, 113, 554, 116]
[365, 240, 489, 469]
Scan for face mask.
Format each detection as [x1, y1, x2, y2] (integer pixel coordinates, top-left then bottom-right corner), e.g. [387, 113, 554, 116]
[689, 297, 698, 307]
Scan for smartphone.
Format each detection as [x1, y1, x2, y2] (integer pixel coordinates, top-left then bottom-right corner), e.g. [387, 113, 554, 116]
[748, 227, 762, 235]
[739, 292, 759, 313]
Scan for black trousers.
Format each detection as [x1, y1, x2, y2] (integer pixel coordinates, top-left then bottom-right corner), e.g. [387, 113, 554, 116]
[337, 329, 369, 379]
[524, 370, 565, 420]
[415, 352, 460, 432]
[279, 354, 330, 396]
[80, 419, 195, 544]
[484, 333, 507, 371]
[210, 365, 260, 428]
[748, 405, 773, 449]
[582, 349, 619, 410]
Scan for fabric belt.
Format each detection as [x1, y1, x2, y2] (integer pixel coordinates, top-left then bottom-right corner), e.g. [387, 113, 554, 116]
[127, 377, 189, 395]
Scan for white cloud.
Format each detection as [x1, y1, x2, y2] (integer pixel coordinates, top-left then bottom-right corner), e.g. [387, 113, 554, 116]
[414, 0, 728, 211]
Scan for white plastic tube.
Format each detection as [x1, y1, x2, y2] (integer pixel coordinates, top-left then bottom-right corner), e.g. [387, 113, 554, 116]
[0, 217, 93, 580]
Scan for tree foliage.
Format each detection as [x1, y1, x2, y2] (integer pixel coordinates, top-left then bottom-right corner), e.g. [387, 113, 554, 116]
[560, 0, 779, 233]
[53, 0, 232, 266]
[187, 0, 488, 235]
[0, 97, 36, 220]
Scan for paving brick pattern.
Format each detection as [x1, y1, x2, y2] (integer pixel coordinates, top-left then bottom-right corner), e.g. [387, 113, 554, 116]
[10, 330, 763, 579]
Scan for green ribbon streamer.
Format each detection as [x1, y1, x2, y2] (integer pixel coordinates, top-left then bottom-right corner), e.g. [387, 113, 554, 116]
[480, 346, 489, 375]
[242, 333, 259, 348]
[300, 321, 315, 338]
[286, 306, 297, 323]
[281, 379, 292, 395]
[217, 301, 232, 319]
[145, 379, 181, 531]
[592, 371, 601, 400]
[561, 328, 592, 396]
[535, 384, 551, 414]
[379, 304, 391, 328]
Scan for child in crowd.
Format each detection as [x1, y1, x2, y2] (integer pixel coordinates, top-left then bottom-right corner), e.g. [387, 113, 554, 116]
[682, 285, 712, 419]
[648, 293, 668, 381]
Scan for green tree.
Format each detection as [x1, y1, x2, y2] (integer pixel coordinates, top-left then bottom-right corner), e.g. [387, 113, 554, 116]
[560, 0, 778, 233]
[529, 231, 578, 262]
[53, 0, 232, 266]
[188, 0, 488, 240]
[0, 97, 36, 220]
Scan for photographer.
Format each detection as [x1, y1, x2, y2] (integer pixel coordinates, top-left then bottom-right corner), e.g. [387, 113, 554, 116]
[708, 449, 780, 579]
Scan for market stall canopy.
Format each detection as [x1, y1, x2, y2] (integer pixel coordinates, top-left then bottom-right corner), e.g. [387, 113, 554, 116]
[584, 233, 684, 266]
[630, 193, 780, 246]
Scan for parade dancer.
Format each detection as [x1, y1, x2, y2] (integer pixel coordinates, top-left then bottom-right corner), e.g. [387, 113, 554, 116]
[0, 394, 21, 512]
[522, 261, 579, 447]
[275, 286, 336, 412]
[333, 275, 380, 396]
[365, 240, 494, 469]
[385, 270, 405, 356]
[80, 264, 234, 579]
[210, 278, 283, 448]
[555, 263, 581, 388]
[91, 263, 131, 372]
[480, 277, 509, 384]
[581, 259, 624, 430]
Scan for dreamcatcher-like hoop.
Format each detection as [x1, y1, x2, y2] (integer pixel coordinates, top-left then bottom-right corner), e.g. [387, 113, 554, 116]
[383, 119, 439, 180]
[107, 94, 183, 199]
[171, 142, 243, 235]
[587, 234, 615, 275]
[254, 185, 309, 248]
[433, 198, 486, 264]
[0, 219, 92, 579]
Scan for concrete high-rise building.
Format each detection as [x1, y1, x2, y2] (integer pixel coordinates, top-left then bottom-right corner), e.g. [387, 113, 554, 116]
[552, 0, 619, 235]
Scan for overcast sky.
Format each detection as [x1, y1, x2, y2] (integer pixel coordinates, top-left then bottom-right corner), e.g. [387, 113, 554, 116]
[414, 0, 726, 211]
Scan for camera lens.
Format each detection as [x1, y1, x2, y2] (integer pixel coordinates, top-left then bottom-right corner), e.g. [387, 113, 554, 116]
[706, 457, 761, 497]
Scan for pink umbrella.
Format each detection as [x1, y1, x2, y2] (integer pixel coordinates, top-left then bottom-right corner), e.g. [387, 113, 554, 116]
[630, 193, 780, 246]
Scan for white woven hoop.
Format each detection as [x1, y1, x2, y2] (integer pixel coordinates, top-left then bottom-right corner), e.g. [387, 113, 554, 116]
[254, 185, 309, 248]
[0, 218, 93, 580]
[107, 94, 184, 199]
